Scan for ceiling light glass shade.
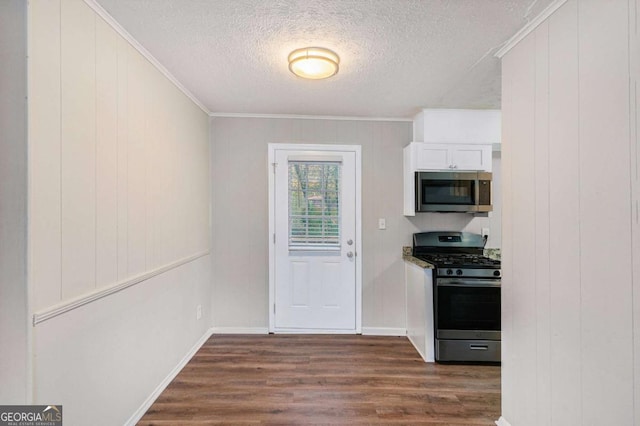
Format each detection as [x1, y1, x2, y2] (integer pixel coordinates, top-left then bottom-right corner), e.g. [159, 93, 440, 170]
[288, 47, 340, 80]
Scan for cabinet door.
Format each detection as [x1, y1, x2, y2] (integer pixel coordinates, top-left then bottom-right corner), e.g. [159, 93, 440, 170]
[415, 143, 451, 170]
[450, 144, 492, 171]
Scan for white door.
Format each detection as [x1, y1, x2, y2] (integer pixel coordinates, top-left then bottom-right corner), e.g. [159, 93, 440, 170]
[271, 147, 359, 332]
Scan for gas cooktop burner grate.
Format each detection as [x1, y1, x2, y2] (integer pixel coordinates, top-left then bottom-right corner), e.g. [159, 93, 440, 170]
[412, 231, 501, 269]
[415, 253, 500, 268]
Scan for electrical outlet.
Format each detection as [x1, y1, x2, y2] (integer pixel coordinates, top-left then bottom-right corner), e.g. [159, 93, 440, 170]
[378, 218, 386, 230]
[196, 304, 202, 320]
[481, 227, 490, 238]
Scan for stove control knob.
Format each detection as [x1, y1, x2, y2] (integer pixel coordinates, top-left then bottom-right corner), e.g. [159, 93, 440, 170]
[456, 269, 463, 276]
[446, 269, 453, 275]
[493, 270, 501, 277]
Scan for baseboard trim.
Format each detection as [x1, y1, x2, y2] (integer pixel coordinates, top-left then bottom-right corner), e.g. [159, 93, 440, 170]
[211, 327, 269, 334]
[273, 328, 357, 334]
[361, 327, 407, 336]
[495, 416, 512, 426]
[406, 333, 435, 362]
[210, 112, 413, 122]
[124, 327, 214, 426]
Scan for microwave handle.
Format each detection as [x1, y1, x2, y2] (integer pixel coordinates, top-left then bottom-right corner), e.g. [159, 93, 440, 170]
[415, 172, 422, 209]
[473, 177, 479, 206]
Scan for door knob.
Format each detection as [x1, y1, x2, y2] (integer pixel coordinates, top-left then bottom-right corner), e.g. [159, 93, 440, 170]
[347, 252, 354, 258]
[347, 239, 353, 245]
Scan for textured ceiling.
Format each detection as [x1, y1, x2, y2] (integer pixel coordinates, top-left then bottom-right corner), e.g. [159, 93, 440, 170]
[95, 0, 553, 117]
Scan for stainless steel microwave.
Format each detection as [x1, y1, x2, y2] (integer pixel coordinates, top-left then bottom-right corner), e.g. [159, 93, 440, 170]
[415, 171, 492, 213]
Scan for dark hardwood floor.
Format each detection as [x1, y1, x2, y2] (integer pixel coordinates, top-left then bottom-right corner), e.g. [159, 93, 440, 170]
[138, 334, 500, 425]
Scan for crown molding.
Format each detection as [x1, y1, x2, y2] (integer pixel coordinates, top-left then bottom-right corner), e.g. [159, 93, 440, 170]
[495, 0, 568, 58]
[209, 112, 413, 122]
[83, 0, 211, 115]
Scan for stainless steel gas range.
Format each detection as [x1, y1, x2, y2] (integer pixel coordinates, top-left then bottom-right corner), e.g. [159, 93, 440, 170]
[413, 231, 501, 363]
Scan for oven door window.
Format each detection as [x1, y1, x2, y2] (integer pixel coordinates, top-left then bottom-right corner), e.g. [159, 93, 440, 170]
[436, 285, 500, 331]
[422, 179, 475, 205]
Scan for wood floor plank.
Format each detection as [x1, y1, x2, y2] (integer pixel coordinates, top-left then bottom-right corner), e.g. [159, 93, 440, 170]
[138, 334, 500, 425]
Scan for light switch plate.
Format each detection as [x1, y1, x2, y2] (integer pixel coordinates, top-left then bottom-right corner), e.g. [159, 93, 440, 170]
[378, 218, 386, 230]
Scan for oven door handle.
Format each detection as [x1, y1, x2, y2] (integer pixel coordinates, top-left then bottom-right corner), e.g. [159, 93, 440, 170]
[436, 279, 501, 287]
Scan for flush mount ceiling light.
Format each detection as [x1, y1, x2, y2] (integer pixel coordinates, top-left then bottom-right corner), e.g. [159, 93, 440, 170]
[288, 47, 340, 80]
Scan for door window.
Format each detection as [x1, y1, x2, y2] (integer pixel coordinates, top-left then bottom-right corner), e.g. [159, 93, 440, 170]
[288, 161, 341, 249]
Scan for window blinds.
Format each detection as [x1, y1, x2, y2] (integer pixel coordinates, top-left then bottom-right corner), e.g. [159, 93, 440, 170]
[288, 161, 341, 249]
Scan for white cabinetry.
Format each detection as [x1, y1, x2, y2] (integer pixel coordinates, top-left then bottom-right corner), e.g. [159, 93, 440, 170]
[414, 143, 492, 171]
[405, 261, 434, 362]
[413, 109, 501, 145]
[403, 142, 492, 215]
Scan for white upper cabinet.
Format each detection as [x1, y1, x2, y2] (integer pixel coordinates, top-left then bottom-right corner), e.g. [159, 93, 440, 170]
[415, 143, 449, 170]
[413, 108, 502, 146]
[414, 143, 492, 171]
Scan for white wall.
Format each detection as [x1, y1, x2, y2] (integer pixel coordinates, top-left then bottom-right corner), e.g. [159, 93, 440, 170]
[26, 0, 211, 423]
[500, 0, 638, 424]
[33, 256, 210, 425]
[210, 117, 501, 332]
[0, 0, 28, 404]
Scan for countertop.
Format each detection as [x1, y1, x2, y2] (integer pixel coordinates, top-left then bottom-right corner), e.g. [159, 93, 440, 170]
[402, 246, 435, 269]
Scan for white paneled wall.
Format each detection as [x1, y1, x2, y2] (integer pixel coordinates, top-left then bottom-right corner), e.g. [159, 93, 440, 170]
[29, 0, 62, 311]
[25, 0, 211, 422]
[578, 0, 633, 421]
[95, 16, 119, 288]
[33, 255, 211, 425]
[500, 0, 637, 424]
[0, 0, 28, 404]
[60, 0, 97, 300]
[28, 0, 209, 312]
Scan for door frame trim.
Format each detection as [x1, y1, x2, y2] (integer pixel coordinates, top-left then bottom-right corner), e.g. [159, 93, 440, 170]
[268, 143, 362, 334]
